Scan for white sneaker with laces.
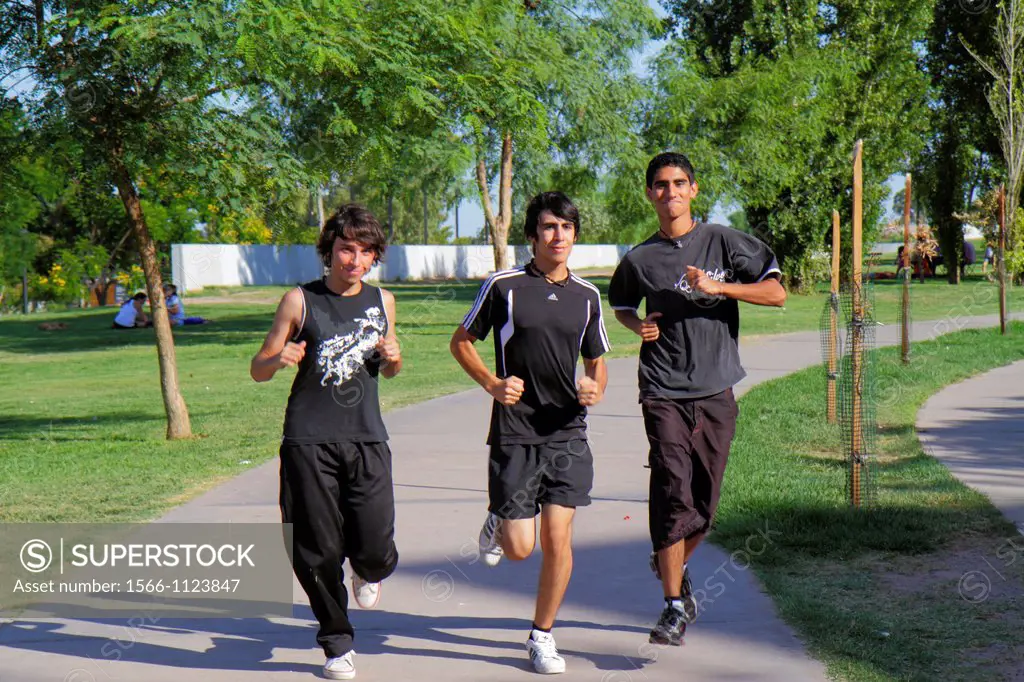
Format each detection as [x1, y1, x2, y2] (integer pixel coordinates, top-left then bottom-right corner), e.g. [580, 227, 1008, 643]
[478, 512, 504, 567]
[323, 651, 356, 680]
[351, 574, 380, 609]
[526, 629, 566, 674]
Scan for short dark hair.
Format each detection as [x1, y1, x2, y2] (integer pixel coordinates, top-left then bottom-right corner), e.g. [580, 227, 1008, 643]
[646, 152, 696, 188]
[131, 292, 147, 302]
[523, 192, 580, 241]
[317, 203, 387, 268]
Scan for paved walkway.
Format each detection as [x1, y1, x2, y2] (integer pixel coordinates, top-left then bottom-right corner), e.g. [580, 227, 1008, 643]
[1, 310, 1019, 682]
[918, 360, 1024, 531]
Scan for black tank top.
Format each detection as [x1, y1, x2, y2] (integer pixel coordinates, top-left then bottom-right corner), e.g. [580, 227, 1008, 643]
[282, 278, 389, 444]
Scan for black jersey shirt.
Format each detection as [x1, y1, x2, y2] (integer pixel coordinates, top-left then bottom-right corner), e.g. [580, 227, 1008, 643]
[608, 222, 781, 401]
[463, 264, 611, 445]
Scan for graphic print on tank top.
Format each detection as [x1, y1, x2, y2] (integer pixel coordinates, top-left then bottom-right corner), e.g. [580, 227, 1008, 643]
[316, 305, 387, 386]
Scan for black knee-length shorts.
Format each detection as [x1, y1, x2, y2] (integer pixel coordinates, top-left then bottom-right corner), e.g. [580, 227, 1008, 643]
[641, 389, 738, 551]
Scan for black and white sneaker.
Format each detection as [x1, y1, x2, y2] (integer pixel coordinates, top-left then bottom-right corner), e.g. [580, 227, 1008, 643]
[648, 552, 698, 624]
[649, 604, 687, 646]
[526, 629, 566, 674]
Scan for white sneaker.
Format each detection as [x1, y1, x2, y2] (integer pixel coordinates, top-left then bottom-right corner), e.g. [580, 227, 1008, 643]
[478, 512, 504, 567]
[526, 629, 566, 674]
[351, 574, 380, 609]
[323, 651, 355, 680]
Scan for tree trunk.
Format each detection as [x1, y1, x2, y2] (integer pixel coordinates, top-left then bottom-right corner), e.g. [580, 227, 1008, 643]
[495, 132, 513, 270]
[98, 275, 117, 307]
[943, 222, 963, 285]
[317, 186, 326, 230]
[474, 133, 515, 272]
[930, 126, 966, 284]
[1001, 0, 1023, 252]
[387, 193, 394, 240]
[108, 143, 192, 440]
[34, 0, 44, 46]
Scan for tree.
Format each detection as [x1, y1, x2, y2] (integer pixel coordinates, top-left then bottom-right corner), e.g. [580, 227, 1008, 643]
[0, 107, 42, 307]
[2, 0, 463, 438]
[452, 0, 658, 269]
[965, 0, 1024, 274]
[359, 129, 476, 244]
[920, 0, 1002, 283]
[653, 0, 934, 288]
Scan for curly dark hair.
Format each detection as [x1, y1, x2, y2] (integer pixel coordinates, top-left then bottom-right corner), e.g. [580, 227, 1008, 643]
[317, 203, 387, 268]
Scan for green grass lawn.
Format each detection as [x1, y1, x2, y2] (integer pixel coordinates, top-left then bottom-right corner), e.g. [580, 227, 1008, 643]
[0, 275, 1018, 522]
[713, 322, 1024, 681]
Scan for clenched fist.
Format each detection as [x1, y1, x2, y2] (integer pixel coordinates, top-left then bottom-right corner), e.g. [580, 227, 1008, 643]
[377, 335, 401, 364]
[686, 266, 725, 297]
[639, 312, 662, 342]
[277, 340, 306, 368]
[577, 376, 603, 406]
[489, 375, 525, 406]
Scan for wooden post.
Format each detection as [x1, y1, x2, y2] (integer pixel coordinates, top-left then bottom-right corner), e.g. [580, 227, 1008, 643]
[999, 184, 1008, 335]
[850, 140, 864, 508]
[901, 173, 911, 363]
[828, 210, 840, 424]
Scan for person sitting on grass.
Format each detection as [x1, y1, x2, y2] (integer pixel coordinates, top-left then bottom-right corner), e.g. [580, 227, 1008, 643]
[162, 283, 211, 326]
[961, 240, 976, 279]
[112, 293, 151, 329]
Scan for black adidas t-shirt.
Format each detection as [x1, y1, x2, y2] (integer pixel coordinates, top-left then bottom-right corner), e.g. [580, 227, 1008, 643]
[463, 265, 611, 445]
[608, 223, 781, 401]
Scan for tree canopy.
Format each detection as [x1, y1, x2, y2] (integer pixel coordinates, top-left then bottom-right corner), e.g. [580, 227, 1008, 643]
[2, 0, 1023, 325]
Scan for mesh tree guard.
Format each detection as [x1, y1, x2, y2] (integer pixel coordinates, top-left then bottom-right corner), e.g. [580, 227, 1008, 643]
[898, 267, 912, 363]
[838, 283, 877, 508]
[819, 293, 843, 423]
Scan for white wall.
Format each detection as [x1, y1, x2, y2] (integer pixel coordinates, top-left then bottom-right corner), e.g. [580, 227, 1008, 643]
[171, 243, 634, 293]
[171, 244, 325, 293]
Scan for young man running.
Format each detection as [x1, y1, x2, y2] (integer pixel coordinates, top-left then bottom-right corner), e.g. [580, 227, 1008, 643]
[450, 191, 610, 674]
[251, 204, 402, 681]
[608, 152, 786, 647]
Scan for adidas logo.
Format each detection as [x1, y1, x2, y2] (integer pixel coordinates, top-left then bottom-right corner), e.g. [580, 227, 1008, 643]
[547, 293, 559, 301]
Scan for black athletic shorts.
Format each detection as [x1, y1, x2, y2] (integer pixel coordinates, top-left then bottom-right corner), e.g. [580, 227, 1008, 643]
[641, 389, 738, 551]
[488, 439, 594, 520]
